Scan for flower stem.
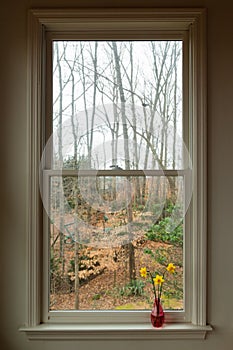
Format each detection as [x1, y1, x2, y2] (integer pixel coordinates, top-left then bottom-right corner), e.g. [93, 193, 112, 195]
[149, 272, 156, 299]
[159, 272, 166, 298]
[157, 297, 160, 316]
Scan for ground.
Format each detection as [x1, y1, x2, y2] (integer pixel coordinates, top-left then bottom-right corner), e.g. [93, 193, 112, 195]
[50, 239, 183, 311]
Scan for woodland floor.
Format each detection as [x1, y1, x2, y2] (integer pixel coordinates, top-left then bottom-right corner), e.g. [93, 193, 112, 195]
[50, 239, 183, 311]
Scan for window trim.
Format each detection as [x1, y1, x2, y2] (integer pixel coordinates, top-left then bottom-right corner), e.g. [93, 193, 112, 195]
[20, 7, 211, 340]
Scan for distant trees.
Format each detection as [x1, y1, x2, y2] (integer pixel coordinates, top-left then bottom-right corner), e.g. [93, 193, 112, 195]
[52, 40, 183, 308]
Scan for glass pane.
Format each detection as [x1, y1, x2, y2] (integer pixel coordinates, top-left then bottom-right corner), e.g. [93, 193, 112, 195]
[49, 175, 184, 311]
[52, 41, 183, 170]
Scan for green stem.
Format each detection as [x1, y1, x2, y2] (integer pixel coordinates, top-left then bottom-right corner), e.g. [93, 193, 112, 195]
[159, 283, 163, 299]
[157, 297, 160, 316]
[159, 271, 166, 298]
[157, 285, 160, 316]
[149, 272, 156, 299]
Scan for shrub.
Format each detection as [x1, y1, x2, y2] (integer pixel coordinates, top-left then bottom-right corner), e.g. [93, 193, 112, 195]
[145, 208, 183, 246]
[119, 279, 145, 297]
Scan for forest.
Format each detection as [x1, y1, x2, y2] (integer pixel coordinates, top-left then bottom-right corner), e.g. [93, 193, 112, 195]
[41, 40, 190, 311]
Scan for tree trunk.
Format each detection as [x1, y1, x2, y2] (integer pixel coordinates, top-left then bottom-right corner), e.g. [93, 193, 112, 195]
[112, 41, 136, 282]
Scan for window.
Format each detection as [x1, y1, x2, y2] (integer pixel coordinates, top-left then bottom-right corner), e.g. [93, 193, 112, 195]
[46, 39, 185, 313]
[21, 8, 211, 340]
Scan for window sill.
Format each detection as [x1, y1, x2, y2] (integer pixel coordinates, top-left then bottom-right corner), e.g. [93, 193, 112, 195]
[20, 323, 212, 340]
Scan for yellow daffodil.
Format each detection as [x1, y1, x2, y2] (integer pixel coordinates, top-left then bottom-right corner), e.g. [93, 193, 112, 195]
[153, 275, 164, 285]
[166, 263, 176, 274]
[140, 267, 147, 278]
[139, 261, 175, 301]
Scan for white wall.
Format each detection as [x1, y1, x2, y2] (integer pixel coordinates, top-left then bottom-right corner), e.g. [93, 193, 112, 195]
[0, 0, 233, 349]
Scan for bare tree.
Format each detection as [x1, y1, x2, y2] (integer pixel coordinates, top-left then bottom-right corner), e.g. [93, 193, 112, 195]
[51, 40, 183, 308]
[112, 41, 136, 282]
[122, 42, 141, 203]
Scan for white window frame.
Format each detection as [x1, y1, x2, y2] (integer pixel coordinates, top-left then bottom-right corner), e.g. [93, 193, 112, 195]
[20, 8, 212, 340]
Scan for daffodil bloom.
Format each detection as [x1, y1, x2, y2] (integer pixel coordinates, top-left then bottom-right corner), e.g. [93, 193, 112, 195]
[153, 275, 164, 285]
[140, 267, 147, 278]
[166, 263, 176, 274]
[139, 261, 175, 300]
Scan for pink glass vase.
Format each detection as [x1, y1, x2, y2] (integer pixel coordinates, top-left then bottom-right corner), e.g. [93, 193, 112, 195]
[150, 298, 165, 328]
